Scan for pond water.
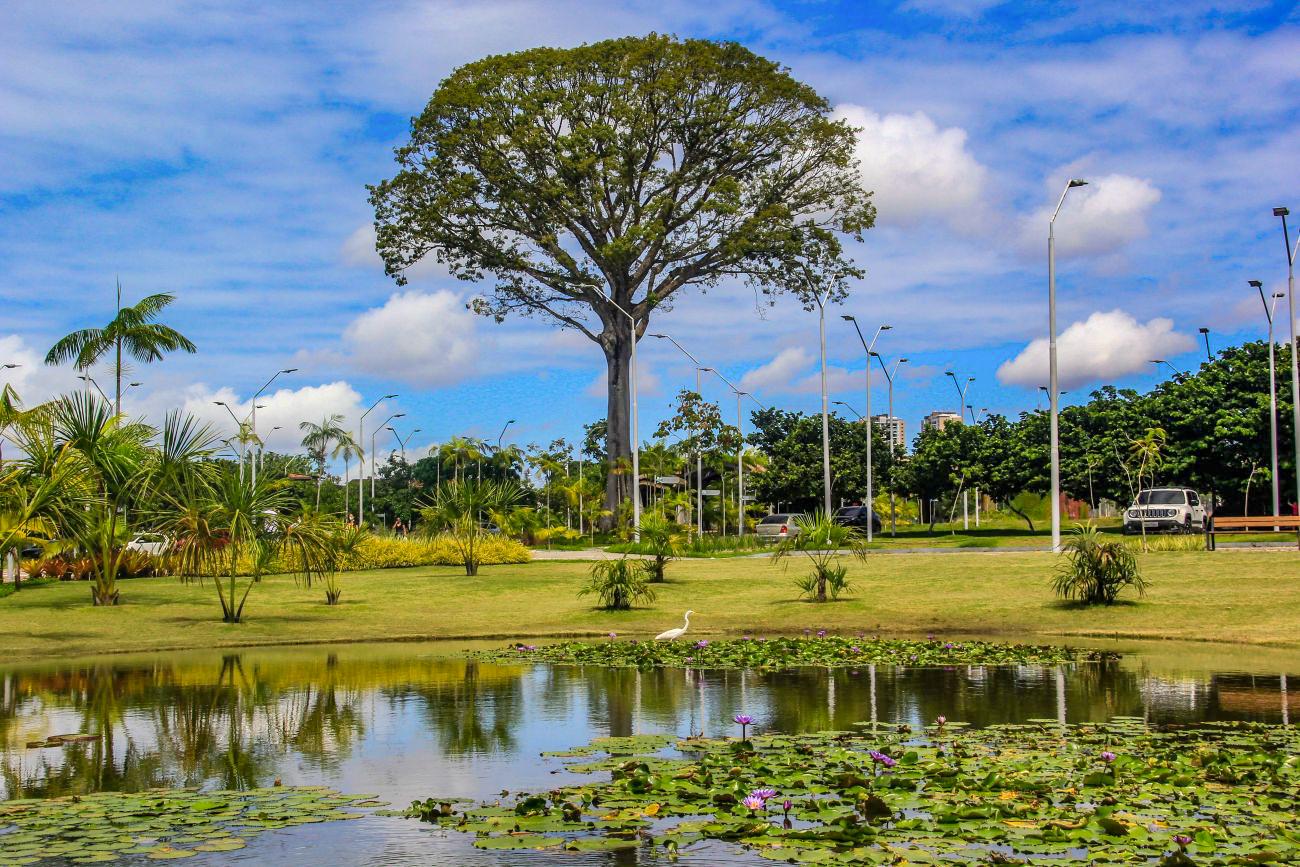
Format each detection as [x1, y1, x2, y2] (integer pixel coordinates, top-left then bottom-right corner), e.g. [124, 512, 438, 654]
[1, 638, 1297, 865]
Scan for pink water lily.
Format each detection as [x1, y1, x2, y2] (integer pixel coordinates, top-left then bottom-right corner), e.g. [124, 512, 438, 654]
[742, 795, 765, 812]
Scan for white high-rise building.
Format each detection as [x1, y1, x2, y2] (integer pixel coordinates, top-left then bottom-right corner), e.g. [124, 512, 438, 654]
[921, 410, 963, 432]
[871, 414, 906, 450]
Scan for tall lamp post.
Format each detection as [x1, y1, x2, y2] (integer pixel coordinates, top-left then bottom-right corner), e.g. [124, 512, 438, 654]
[708, 368, 761, 538]
[1150, 359, 1186, 377]
[250, 368, 297, 487]
[496, 419, 516, 450]
[370, 413, 405, 501]
[1250, 280, 1283, 523]
[605, 297, 642, 537]
[359, 394, 397, 525]
[650, 332, 711, 536]
[1049, 178, 1088, 552]
[389, 426, 421, 462]
[1273, 207, 1300, 531]
[873, 354, 907, 535]
[944, 371, 974, 421]
[843, 317, 890, 542]
[810, 285, 834, 516]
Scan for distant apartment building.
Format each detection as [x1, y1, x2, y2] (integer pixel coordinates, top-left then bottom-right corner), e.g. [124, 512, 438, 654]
[871, 414, 906, 450]
[921, 410, 963, 432]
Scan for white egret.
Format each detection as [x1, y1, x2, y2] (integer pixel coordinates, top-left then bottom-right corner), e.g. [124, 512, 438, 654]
[655, 610, 693, 641]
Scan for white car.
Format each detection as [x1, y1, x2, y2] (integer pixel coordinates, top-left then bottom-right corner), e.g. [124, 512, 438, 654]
[1123, 488, 1207, 534]
[126, 533, 170, 556]
[755, 513, 805, 539]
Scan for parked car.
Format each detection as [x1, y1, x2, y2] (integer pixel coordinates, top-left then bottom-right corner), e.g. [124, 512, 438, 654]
[833, 506, 882, 533]
[126, 533, 171, 556]
[755, 513, 805, 539]
[1123, 487, 1207, 534]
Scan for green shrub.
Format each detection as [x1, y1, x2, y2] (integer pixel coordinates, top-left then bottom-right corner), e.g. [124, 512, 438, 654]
[246, 533, 530, 575]
[636, 513, 684, 582]
[773, 511, 867, 603]
[1053, 525, 1148, 605]
[578, 557, 656, 610]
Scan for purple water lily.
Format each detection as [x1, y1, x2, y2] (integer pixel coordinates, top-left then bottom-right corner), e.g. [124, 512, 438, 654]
[608, 632, 617, 639]
[816, 629, 827, 637]
[750, 787, 777, 802]
[695, 639, 709, 648]
[1173, 835, 1192, 848]
[734, 714, 754, 740]
[869, 750, 897, 769]
[1100, 751, 1116, 763]
[742, 794, 765, 812]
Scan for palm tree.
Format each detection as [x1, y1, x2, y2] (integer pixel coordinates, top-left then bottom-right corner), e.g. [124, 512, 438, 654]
[44, 281, 196, 416]
[299, 414, 349, 507]
[419, 479, 520, 575]
[439, 436, 484, 485]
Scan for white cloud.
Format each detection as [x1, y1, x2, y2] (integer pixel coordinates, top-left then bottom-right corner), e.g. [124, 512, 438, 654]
[1022, 173, 1162, 257]
[833, 104, 990, 230]
[737, 346, 863, 398]
[343, 290, 481, 387]
[172, 380, 371, 456]
[996, 309, 1194, 390]
[0, 335, 84, 404]
[899, 0, 1004, 17]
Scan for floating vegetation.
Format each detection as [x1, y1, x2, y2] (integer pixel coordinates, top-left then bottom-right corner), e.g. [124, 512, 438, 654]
[473, 635, 1115, 670]
[0, 786, 383, 864]
[408, 719, 1300, 863]
[24, 733, 99, 749]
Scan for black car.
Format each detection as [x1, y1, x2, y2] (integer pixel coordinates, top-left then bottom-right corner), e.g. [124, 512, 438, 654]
[833, 506, 882, 533]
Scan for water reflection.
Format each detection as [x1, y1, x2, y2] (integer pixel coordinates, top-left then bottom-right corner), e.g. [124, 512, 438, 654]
[0, 643, 1295, 806]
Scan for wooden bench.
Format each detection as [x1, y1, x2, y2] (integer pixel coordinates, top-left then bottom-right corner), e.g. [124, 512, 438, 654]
[1205, 515, 1300, 550]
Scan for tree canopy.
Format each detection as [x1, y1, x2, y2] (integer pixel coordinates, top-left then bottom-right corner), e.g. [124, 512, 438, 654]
[370, 33, 874, 518]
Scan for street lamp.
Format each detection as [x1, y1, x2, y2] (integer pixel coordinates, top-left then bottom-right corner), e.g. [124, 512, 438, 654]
[371, 413, 405, 499]
[806, 275, 836, 516]
[650, 332, 713, 537]
[496, 419, 516, 450]
[843, 316, 890, 542]
[1198, 327, 1212, 361]
[359, 394, 398, 525]
[944, 371, 974, 420]
[1150, 359, 1186, 377]
[705, 366, 763, 538]
[832, 400, 863, 419]
[78, 374, 111, 404]
[1273, 207, 1300, 532]
[873, 353, 907, 535]
[1048, 178, 1088, 552]
[214, 401, 247, 481]
[389, 426, 421, 462]
[1250, 280, 1283, 522]
[0, 364, 19, 370]
[250, 367, 297, 487]
[605, 297, 642, 537]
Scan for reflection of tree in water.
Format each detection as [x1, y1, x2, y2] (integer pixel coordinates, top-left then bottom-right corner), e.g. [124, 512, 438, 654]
[2, 653, 370, 797]
[389, 661, 524, 755]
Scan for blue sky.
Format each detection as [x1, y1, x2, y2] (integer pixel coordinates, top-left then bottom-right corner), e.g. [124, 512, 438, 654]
[1, 0, 1297, 464]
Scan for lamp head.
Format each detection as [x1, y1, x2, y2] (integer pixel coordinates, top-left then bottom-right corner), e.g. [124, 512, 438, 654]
[1198, 327, 1209, 335]
[1275, 292, 1286, 299]
[129, 381, 142, 387]
[1, 363, 19, 369]
[283, 367, 298, 374]
[1150, 359, 1164, 365]
[881, 324, 893, 330]
[1248, 279, 1263, 288]
[899, 357, 909, 363]
[393, 413, 406, 419]
[1068, 178, 1088, 188]
[1274, 207, 1290, 217]
[214, 401, 227, 407]
[869, 350, 881, 358]
[384, 393, 398, 399]
[649, 333, 666, 339]
[841, 314, 855, 321]
[945, 370, 955, 377]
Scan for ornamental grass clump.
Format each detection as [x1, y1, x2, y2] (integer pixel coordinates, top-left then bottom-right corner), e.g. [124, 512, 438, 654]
[578, 556, 656, 610]
[1052, 524, 1148, 605]
[772, 510, 867, 602]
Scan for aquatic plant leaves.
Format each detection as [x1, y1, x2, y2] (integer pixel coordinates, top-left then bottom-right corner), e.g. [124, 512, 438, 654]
[0, 786, 380, 864]
[409, 719, 1299, 865]
[475, 635, 1116, 670]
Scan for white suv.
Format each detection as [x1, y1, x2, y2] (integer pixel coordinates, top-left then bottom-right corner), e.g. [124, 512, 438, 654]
[1123, 488, 1207, 535]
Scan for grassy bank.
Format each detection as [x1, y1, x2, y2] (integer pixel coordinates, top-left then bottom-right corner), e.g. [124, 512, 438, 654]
[0, 549, 1296, 661]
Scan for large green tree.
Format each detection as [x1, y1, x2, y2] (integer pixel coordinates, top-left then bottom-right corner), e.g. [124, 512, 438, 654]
[370, 34, 874, 520]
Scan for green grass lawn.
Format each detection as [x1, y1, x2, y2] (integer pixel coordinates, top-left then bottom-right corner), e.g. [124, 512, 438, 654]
[1, 548, 1296, 661]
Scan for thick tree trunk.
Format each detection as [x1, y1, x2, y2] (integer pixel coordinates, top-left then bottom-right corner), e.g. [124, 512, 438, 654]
[601, 329, 637, 528]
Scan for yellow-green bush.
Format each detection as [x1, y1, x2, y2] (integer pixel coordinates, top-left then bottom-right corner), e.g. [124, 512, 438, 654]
[337, 534, 530, 570]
